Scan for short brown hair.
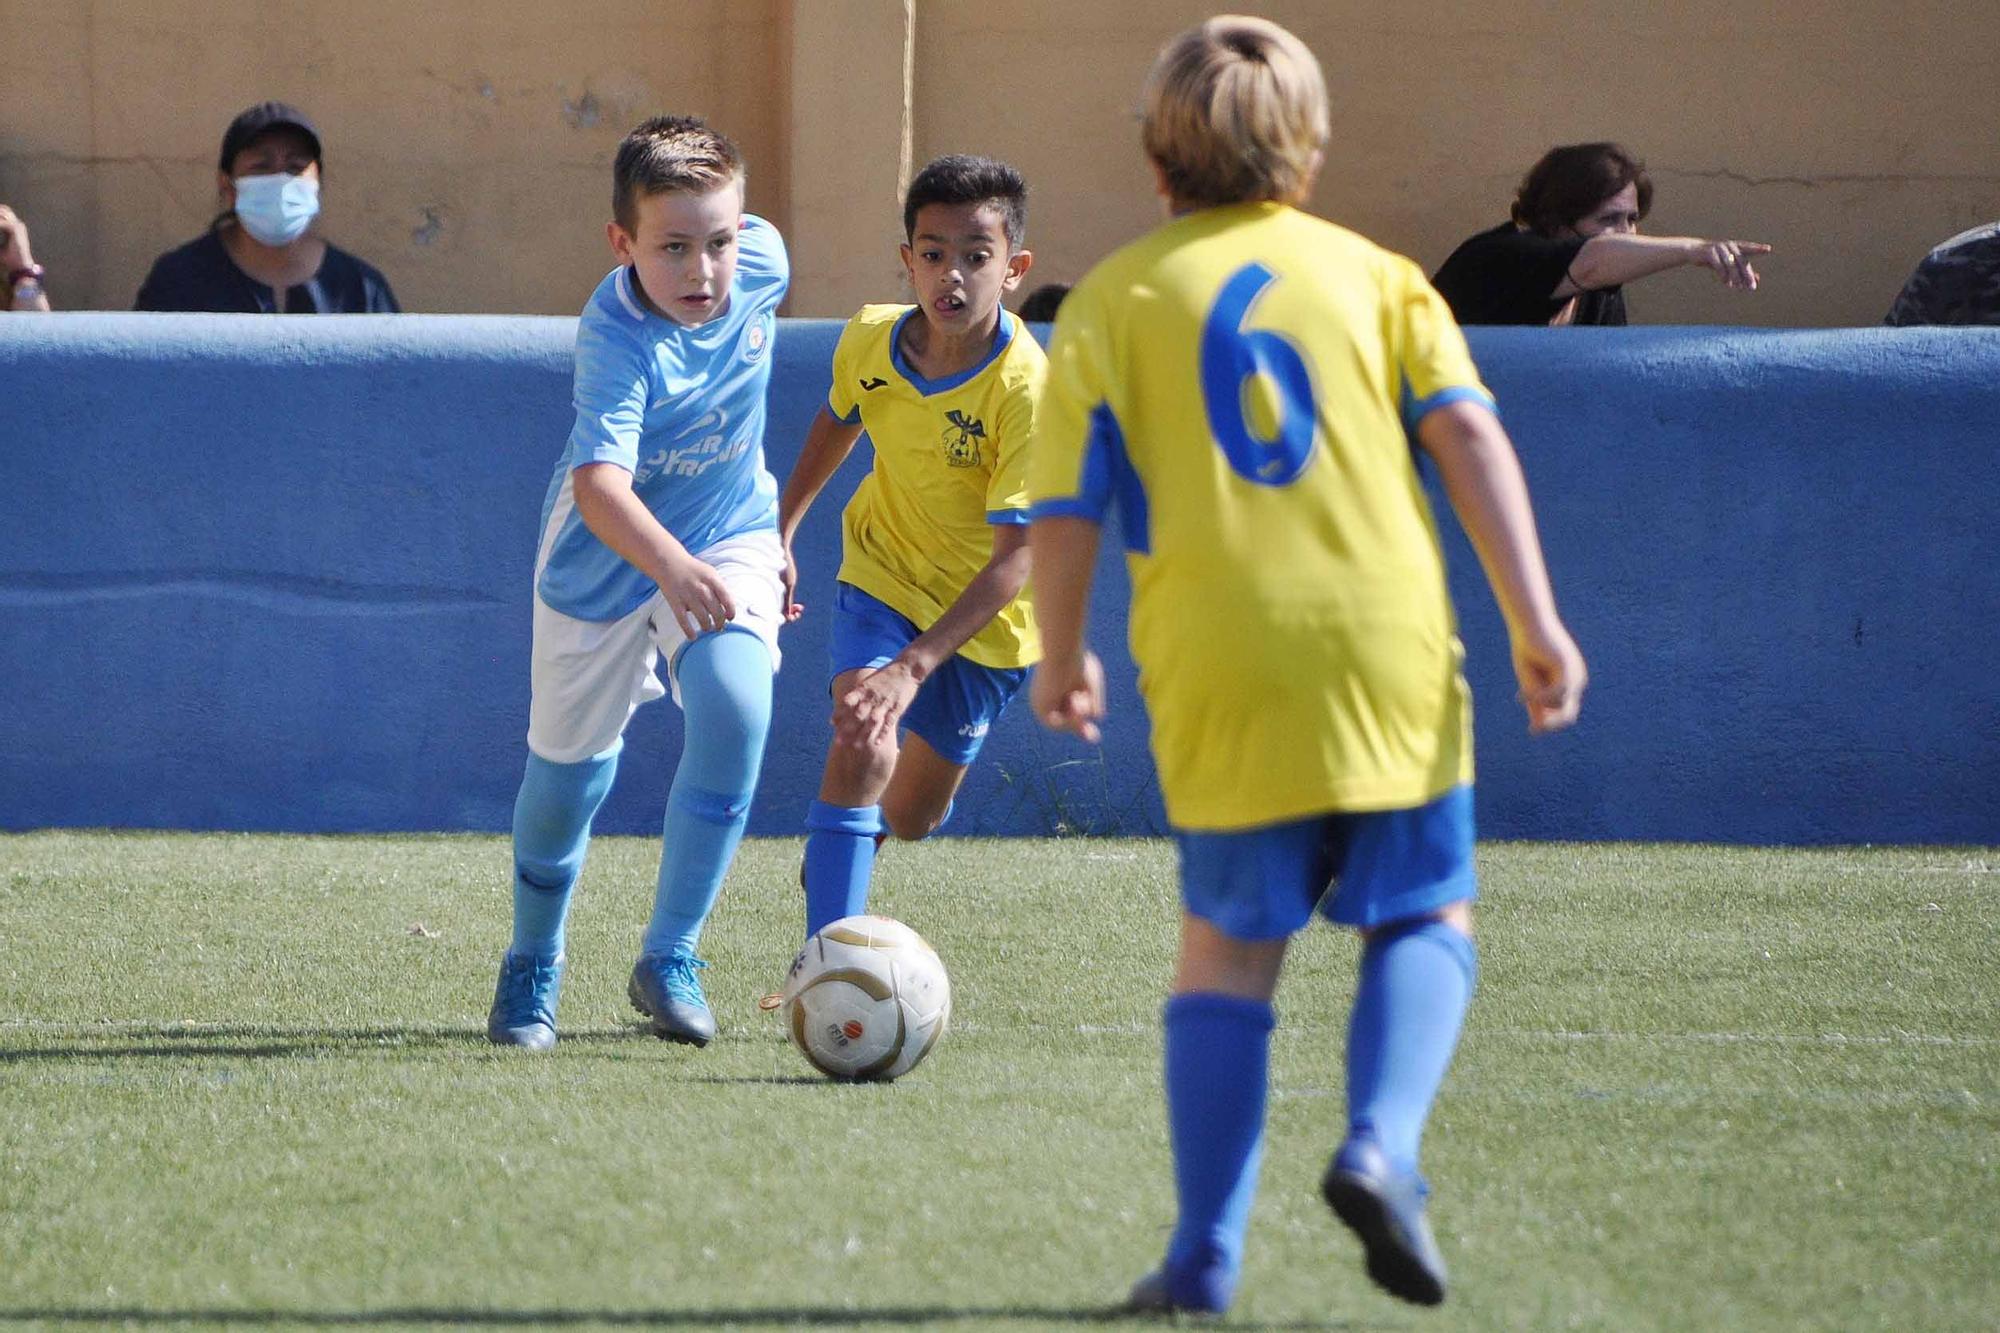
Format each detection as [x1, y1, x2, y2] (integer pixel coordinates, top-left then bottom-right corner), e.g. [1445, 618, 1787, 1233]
[612, 115, 745, 231]
[1141, 16, 1329, 210]
[1511, 143, 1653, 236]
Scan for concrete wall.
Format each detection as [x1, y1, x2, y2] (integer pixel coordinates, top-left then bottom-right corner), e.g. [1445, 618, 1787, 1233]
[0, 0, 791, 316]
[2, 2, 1995, 324]
[916, 0, 2000, 330]
[2, 315, 1996, 844]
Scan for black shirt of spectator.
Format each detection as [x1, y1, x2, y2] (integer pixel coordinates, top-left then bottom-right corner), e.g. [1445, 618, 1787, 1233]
[1431, 224, 1627, 327]
[136, 231, 398, 313]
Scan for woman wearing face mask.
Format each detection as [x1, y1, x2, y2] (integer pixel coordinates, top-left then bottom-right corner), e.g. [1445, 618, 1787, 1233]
[1431, 142, 1768, 325]
[135, 101, 399, 313]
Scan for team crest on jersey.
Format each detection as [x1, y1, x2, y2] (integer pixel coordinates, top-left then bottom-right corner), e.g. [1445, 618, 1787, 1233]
[743, 314, 770, 362]
[940, 410, 985, 468]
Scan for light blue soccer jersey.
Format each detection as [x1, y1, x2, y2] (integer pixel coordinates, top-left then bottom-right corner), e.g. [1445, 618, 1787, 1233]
[535, 214, 787, 622]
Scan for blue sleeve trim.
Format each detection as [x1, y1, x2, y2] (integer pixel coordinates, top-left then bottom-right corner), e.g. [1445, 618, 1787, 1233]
[1083, 403, 1150, 553]
[1401, 383, 1497, 437]
[1028, 403, 1148, 552]
[986, 508, 1030, 526]
[1028, 498, 1105, 523]
[833, 399, 862, 425]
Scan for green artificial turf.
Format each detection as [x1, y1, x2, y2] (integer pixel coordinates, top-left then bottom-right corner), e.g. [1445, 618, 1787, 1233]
[0, 833, 1993, 1330]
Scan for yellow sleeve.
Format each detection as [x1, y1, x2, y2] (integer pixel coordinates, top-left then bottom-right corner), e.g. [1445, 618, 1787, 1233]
[1026, 296, 1115, 522]
[827, 315, 865, 424]
[985, 355, 1043, 523]
[1396, 259, 1494, 433]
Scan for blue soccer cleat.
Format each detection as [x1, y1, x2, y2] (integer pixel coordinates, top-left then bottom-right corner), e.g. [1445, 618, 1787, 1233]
[628, 950, 716, 1046]
[486, 951, 564, 1050]
[1321, 1135, 1448, 1306]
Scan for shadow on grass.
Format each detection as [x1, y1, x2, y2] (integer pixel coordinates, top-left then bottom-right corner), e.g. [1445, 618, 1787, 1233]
[0, 1304, 1389, 1328]
[0, 1023, 663, 1063]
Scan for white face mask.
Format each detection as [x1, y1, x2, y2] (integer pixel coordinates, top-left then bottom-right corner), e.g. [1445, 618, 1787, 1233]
[233, 172, 320, 246]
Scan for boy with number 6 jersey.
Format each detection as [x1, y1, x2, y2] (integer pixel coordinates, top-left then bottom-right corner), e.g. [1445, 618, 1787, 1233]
[1027, 16, 1587, 1314]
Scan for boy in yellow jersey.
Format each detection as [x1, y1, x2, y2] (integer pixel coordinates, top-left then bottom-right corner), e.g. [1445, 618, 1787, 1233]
[779, 155, 1044, 937]
[1028, 16, 1586, 1314]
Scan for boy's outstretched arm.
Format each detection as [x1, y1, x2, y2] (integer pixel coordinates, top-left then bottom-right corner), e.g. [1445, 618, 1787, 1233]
[835, 525, 1034, 749]
[1026, 515, 1107, 743]
[571, 461, 736, 638]
[1559, 232, 1771, 297]
[1415, 400, 1587, 733]
[778, 406, 866, 621]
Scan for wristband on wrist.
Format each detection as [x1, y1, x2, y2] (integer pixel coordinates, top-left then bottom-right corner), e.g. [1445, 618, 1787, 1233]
[9, 262, 46, 288]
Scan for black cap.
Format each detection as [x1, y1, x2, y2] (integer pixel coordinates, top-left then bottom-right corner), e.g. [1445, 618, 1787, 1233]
[218, 101, 321, 172]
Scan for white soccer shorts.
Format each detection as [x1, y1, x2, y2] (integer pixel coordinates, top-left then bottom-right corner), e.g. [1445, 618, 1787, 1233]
[526, 530, 785, 764]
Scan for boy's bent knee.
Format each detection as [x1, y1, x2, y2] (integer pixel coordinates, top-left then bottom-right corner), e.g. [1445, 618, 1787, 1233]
[880, 804, 943, 842]
[677, 629, 775, 722]
[823, 734, 898, 795]
[882, 815, 933, 842]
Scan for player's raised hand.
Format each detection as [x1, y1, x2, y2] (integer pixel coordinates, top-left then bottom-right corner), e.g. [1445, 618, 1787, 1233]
[1512, 617, 1587, 734]
[779, 542, 805, 623]
[659, 552, 736, 638]
[1692, 239, 1770, 291]
[836, 662, 919, 750]
[1032, 650, 1106, 743]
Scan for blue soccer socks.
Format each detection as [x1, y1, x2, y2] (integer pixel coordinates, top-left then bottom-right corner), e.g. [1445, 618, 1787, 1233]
[1345, 917, 1478, 1174]
[509, 746, 620, 959]
[642, 629, 772, 959]
[1159, 991, 1278, 1313]
[802, 799, 884, 937]
[645, 781, 754, 958]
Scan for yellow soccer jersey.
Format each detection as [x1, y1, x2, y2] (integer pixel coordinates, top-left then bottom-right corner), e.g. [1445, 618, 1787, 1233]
[828, 304, 1046, 669]
[1028, 202, 1493, 830]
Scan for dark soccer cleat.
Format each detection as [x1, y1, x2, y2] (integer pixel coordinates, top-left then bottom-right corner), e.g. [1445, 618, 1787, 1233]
[1121, 1265, 1232, 1316]
[628, 950, 717, 1046]
[486, 951, 564, 1050]
[1321, 1136, 1448, 1306]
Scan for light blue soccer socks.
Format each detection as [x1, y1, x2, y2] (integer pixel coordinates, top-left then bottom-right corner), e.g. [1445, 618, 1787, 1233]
[802, 799, 883, 937]
[1344, 917, 1478, 1174]
[640, 628, 772, 960]
[508, 745, 621, 959]
[1159, 991, 1277, 1313]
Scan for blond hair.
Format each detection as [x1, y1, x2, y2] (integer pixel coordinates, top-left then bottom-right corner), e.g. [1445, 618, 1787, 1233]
[1141, 15, 1329, 210]
[613, 115, 745, 230]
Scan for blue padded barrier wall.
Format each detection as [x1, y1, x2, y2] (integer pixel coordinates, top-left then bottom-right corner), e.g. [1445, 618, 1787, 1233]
[1, 315, 1995, 843]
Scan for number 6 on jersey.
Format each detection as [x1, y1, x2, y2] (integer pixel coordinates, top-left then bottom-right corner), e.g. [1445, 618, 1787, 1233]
[1200, 262, 1319, 486]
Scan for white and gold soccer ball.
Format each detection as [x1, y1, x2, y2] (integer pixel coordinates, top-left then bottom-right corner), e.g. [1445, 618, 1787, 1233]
[782, 915, 951, 1081]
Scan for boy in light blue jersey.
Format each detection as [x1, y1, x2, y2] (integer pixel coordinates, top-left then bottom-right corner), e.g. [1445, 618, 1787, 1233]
[487, 115, 789, 1051]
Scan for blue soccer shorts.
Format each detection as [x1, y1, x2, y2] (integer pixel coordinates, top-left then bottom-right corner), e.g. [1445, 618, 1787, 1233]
[1175, 784, 1477, 939]
[826, 581, 1028, 767]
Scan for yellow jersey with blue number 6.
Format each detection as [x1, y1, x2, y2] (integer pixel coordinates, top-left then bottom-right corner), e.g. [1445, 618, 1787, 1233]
[829, 304, 1045, 669]
[1027, 202, 1494, 830]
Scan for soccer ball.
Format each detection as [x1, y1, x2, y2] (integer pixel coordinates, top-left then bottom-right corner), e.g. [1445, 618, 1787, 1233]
[782, 915, 951, 1081]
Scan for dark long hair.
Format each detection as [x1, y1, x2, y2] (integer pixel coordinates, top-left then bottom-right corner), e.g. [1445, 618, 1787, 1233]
[1511, 143, 1652, 236]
